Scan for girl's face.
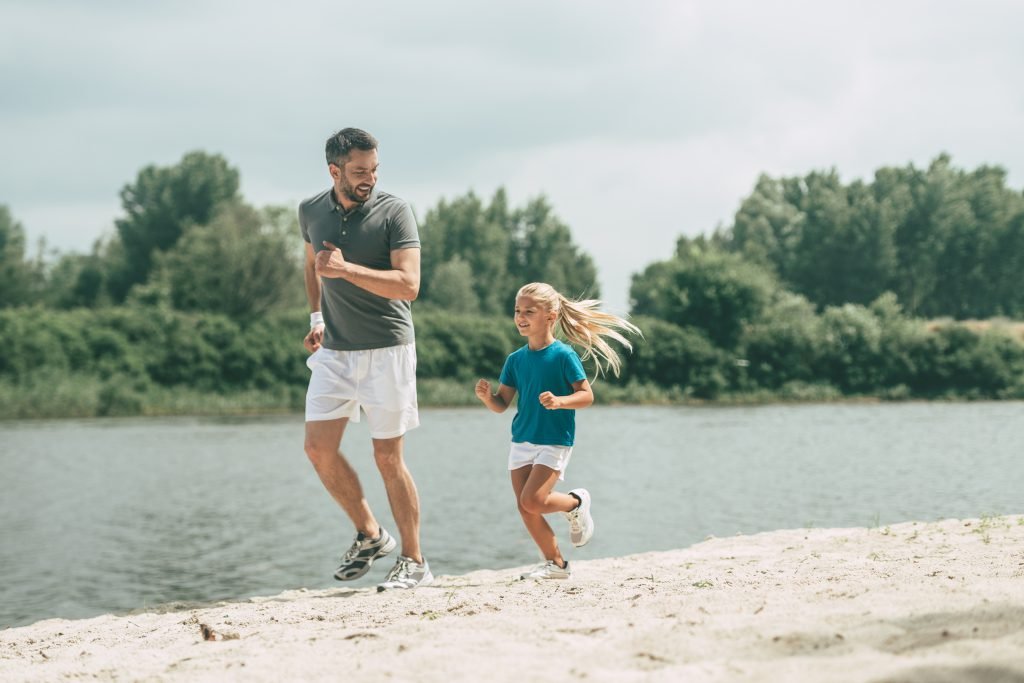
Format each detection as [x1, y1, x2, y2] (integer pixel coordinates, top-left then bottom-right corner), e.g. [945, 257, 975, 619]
[514, 295, 556, 339]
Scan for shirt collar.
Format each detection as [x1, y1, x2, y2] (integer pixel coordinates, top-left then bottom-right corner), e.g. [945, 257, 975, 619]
[329, 186, 379, 216]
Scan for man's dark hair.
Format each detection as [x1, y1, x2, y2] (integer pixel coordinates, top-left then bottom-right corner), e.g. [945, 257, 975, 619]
[325, 128, 378, 167]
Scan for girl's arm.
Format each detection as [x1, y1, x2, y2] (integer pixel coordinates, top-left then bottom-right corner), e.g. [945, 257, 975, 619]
[475, 380, 517, 414]
[539, 379, 594, 410]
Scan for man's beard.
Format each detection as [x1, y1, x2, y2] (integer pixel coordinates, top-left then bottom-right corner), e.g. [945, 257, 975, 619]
[341, 178, 371, 204]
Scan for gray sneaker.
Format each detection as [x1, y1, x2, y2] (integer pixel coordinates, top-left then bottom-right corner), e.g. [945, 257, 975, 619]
[520, 560, 571, 580]
[564, 488, 594, 547]
[334, 528, 397, 581]
[377, 556, 434, 592]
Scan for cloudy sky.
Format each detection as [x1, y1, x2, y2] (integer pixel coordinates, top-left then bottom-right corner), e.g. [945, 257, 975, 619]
[3, 0, 1023, 311]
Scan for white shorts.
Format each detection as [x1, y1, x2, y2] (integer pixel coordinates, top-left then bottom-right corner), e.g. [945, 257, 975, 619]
[305, 343, 419, 439]
[508, 441, 574, 480]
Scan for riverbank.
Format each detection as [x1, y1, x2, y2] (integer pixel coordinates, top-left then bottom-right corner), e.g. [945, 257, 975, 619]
[2, 375, 1005, 421]
[3, 516, 1022, 682]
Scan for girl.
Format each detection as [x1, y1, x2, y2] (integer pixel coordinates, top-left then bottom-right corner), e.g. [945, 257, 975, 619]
[475, 282, 641, 580]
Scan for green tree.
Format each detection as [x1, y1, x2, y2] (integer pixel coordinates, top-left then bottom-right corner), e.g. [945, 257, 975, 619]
[141, 202, 302, 317]
[47, 246, 113, 309]
[0, 206, 39, 307]
[426, 257, 480, 313]
[508, 196, 599, 307]
[630, 237, 778, 349]
[616, 316, 732, 398]
[740, 292, 823, 389]
[719, 154, 1024, 318]
[108, 151, 240, 300]
[728, 174, 804, 276]
[419, 189, 512, 314]
[418, 189, 598, 315]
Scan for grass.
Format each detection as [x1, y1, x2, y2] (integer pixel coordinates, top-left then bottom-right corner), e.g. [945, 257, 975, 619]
[2, 370, 1022, 421]
[0, 373, 304, 420]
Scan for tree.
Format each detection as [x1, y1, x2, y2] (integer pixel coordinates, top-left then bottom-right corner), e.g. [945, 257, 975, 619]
[47, 250, 111, 309]
[719, 155, 1024, 318]
[108, 151, 240, 299]
[418, 189, 511, 314]
[508, 196, 599, 307]
[426, 257, 480, 314]
[630, 238, 779, 349]
[0, 206, 40, 307]
[141, 202, 302, 317]
[727, 174, 804, 275]
[418, 189, 599, 315]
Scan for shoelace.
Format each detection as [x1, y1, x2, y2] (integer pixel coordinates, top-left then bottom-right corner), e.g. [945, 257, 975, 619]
[530, 561, 561, 576]
[341, 537, 365, 563]
[566, 509, 581, 533]
[386, 558, 412, 583]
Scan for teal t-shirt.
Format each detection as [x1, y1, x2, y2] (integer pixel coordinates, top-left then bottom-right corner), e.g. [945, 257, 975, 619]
[499, 340, 587, 447]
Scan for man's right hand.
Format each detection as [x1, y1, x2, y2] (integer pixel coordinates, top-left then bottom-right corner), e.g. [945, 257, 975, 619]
[304, 324, 325, 353]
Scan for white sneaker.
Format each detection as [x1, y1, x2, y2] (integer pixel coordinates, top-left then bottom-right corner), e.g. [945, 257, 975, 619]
[564, 488, 593, 547]
[520, 560, 571, 580]
[377, 556, 434, 592]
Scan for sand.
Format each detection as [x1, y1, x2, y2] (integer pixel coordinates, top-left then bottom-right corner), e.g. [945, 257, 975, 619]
[3, 516, 1023, 683]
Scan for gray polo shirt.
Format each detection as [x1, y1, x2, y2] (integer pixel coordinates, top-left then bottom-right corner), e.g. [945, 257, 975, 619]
[298, 186, 420, 351]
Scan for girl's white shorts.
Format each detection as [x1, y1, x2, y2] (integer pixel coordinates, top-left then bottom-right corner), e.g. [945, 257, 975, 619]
[508, 441, 574, 480]
[305, 343, 419, 439]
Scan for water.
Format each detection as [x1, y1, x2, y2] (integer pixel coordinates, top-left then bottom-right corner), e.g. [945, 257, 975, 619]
[1, 403, 1022, 629]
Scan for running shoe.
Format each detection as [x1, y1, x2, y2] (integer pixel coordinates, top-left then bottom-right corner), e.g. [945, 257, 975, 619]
[520, 560, 571, 580]
[334, 528, 397, 581]
[564, 488, 594, 547]
[377, 556, 434, 591]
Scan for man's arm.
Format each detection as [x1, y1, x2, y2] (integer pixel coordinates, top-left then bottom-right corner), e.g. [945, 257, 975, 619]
[304, 242, 322, 312]
[315, 243, 420, 301]
[303, 242, 324, 353]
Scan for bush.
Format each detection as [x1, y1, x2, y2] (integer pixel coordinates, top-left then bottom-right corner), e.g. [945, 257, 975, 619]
[740, 293, 823, 390]
[414, 311, 519, 381]
[615, 316, 733, 399]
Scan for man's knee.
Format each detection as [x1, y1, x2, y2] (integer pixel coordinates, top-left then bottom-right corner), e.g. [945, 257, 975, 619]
[373, 451, 405, 478]
[372, 438, 405, 475]
[305, 419, 347, 467]
[305, 438, 338, 467]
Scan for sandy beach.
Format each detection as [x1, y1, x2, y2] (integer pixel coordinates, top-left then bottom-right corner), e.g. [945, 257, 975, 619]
[2, 516, 1023, 683]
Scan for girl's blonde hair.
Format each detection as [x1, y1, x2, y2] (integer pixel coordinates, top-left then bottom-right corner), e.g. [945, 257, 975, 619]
[517, 282, 642, 378]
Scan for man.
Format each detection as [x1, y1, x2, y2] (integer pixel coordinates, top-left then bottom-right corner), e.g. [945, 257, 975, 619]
[299, 127, 431, 591]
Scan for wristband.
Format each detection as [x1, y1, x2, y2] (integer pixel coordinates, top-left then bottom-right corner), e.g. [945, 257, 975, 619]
[310, 311, 324, 328]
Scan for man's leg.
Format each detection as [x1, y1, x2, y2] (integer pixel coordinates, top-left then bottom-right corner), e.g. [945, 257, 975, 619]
[372, 435, 422, 563]
[305, 418, 381, 537]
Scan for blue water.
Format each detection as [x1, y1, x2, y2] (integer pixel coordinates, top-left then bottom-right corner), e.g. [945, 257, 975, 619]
[1, 402, 1022, 629]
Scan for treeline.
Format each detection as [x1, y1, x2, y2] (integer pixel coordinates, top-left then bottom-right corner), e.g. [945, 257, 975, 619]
[1, 152, 1023, 418]
[715, 154, 1024, 318]
[0, 153, 304, 315]
[628, 240, 1024, 400]
[0, 154, 600, 317]
[0, 307, 514, 417]
[1, 298, 1021, 419]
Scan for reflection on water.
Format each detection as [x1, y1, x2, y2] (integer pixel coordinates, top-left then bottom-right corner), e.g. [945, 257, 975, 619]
[1, 402, 1022, 628]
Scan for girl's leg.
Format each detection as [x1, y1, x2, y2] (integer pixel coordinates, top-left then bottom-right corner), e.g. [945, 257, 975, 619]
[510, 465, 574, 567]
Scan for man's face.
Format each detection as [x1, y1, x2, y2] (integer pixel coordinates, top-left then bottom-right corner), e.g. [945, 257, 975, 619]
[331, 148, 379, 205]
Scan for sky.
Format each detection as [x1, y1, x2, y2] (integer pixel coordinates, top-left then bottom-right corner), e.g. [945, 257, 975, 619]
[3, 0, 1023, 312]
